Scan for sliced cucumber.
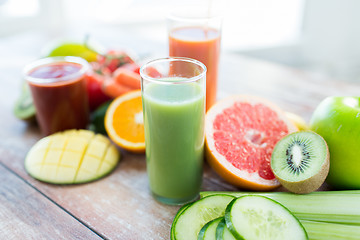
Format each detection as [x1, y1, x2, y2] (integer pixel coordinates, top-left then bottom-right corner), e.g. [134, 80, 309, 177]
[171, 202, 193, 240]
[13, 82, 36, 121]
[225, 196, 308, 240]
[173, 194, 235, 240]
[198, 217, 222, 240]
[215, 218, 236, 240]
[200, 191, 360, 225]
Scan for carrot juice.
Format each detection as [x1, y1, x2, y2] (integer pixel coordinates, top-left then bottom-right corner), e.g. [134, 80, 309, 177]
[169, 27, 221, 110]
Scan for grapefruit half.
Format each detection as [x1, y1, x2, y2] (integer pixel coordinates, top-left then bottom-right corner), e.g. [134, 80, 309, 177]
[205, 95, 298, 191]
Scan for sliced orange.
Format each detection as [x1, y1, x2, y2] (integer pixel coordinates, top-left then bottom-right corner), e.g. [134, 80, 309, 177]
[105, 90, 145, 153]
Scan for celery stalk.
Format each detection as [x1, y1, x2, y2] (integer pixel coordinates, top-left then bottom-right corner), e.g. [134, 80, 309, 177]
[200, 191, 360, 225]
[301, 220, 360, 240]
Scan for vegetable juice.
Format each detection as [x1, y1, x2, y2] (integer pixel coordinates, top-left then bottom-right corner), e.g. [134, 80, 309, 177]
[26, 59, 89, 136]
[142, 80, 205, 203]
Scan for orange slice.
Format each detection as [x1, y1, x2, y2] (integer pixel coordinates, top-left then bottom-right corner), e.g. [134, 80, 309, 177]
[105, 90, 145, 153]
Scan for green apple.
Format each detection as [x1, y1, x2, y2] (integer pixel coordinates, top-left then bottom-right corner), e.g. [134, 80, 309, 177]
[44, 42, 98, 62]
[310, 96, 360, 189]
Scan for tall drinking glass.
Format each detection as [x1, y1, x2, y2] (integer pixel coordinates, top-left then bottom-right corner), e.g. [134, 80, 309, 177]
[140, 57, 206, 205]
[168, 10, 221, 111]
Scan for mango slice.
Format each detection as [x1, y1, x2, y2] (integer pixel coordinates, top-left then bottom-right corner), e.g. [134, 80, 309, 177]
[25, 129, 120, 184]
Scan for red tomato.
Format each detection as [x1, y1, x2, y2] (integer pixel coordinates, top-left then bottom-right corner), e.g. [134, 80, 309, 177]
[147, 66, 162, 78]
[85, 73, 112, 111]
[121, 63, 140, 74]
[97, 50, 135, 73]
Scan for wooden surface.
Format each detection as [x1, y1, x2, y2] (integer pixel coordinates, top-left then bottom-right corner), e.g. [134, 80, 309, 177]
[2, 34, 360, 239]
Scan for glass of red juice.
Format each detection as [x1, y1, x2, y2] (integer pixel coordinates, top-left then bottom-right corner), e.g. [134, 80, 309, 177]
[24, 56, 90, 136]
[168, 10, 222, 111]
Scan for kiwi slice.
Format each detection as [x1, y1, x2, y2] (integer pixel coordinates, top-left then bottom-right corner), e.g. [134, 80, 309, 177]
[271, 131, 330, 194]
[14, 82, 36, 121]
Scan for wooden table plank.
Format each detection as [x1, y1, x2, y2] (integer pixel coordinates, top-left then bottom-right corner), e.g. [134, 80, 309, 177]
[0, 139, 235, 239]
[2, 50, 360, 239]
[0, 163, 102, 240]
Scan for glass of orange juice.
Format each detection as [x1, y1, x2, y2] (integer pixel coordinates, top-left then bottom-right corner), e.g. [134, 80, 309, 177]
[168, 9, 222, 111]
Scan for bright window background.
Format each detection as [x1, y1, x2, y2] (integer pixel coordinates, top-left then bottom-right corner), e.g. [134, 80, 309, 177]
[2, 0, 360, 82]
[0, 0, 304, 50]
[0, 0, 39, 17]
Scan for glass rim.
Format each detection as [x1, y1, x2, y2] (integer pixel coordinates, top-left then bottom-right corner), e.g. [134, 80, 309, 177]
[23, 56, 90, 84]
[140, 57, 207, 84]
[167, 12, 223, 23]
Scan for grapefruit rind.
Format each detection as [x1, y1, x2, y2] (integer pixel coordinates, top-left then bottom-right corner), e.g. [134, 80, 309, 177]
[205, 95, 298, 191]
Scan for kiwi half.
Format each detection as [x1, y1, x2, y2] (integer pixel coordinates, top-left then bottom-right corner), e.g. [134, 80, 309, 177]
[271, 131, 330, 194]
[13, 82, 36, 121]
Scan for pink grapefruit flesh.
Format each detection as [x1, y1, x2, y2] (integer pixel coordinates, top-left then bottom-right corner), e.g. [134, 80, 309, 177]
[205, 95, 297, 191]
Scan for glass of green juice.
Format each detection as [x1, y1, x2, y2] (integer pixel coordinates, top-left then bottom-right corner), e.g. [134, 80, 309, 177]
[140, 57, 206, 205]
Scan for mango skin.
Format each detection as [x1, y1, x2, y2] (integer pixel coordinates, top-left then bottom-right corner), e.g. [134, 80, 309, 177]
[25, 129, 120, 184]
[310, 96, 360, 189]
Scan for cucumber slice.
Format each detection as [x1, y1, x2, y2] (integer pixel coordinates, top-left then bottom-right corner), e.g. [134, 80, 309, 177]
[171, 203, 193, 240]
[13, 82, 36, 121]
[173, 194, 235, 240]
[200, 191, 360, 225]
[225, 196, 308, 240]
[198, 217, 222, 240]
[215, 218, 236, 240]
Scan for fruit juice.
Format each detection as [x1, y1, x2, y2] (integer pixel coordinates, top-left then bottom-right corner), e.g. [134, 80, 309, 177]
[169, 27, 220, 111]
[26, 59, 89, 136]
[142, 80, 205, 203]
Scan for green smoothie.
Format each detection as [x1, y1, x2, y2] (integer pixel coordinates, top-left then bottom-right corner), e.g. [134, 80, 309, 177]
[142, 80, 205, 204]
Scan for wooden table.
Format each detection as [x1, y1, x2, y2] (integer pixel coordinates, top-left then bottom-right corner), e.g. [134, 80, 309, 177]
[2, 38, 360, 239]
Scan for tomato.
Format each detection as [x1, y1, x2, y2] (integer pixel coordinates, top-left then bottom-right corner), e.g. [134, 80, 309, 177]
[97, 50, 135, 73]
[147, 66, 162, 78]
[85, 49, 140, 109]
[121, 63, 140, 74]
[85, 73, 112, 111]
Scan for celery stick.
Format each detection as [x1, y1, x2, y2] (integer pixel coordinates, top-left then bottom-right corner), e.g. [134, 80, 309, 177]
[200, 191, 360, 225]
[301, 220, 360, 240]
[200, 190, 360, 198]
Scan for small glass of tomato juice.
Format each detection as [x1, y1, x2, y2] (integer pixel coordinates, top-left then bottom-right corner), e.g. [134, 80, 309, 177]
[168, 10, 222, 111]
[24, 57, 90, 136]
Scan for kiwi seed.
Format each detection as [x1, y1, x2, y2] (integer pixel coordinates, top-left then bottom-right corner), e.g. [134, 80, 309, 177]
[285, 139, 311, 174]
